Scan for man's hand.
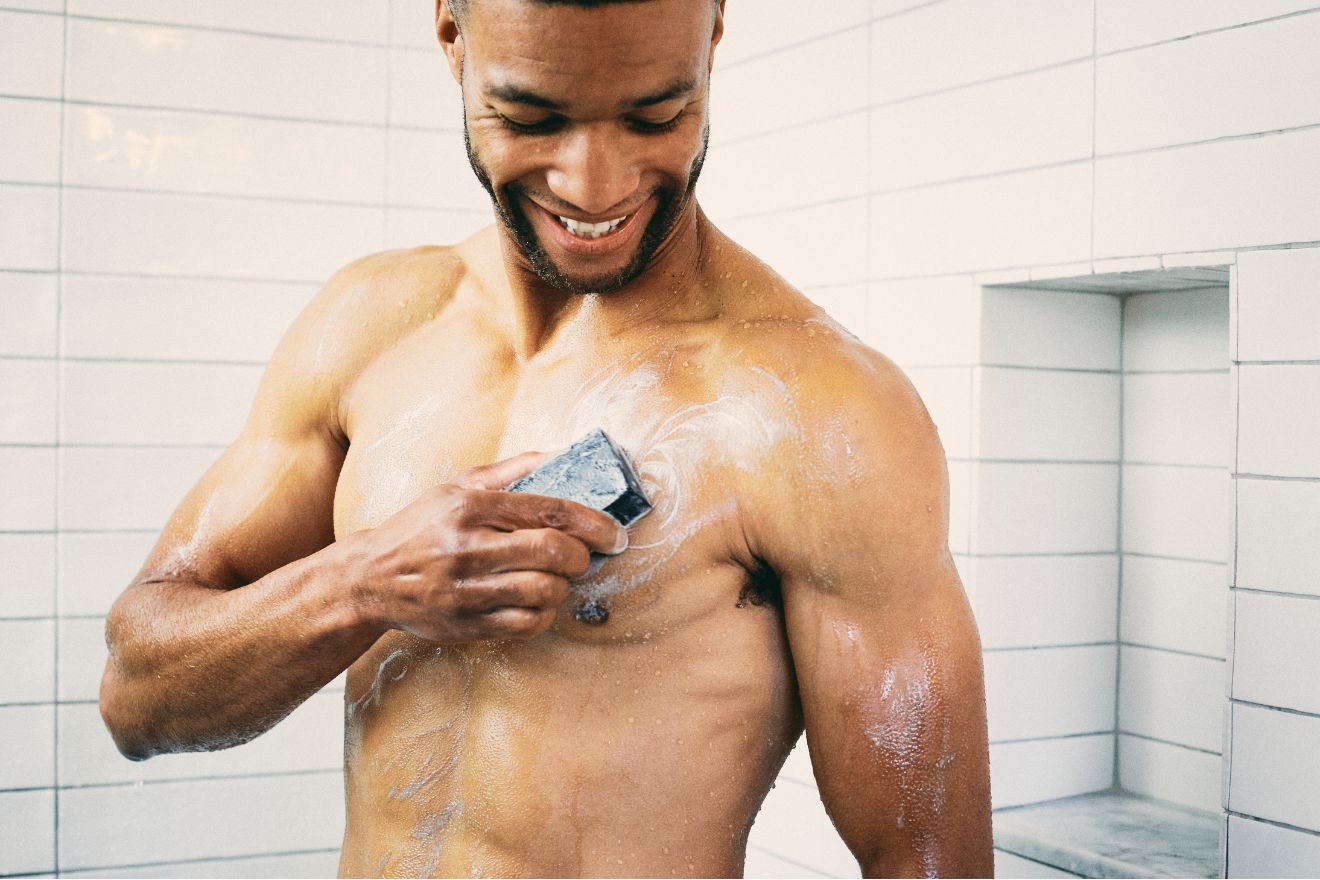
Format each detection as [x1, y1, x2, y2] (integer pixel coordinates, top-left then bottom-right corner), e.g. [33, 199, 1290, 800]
[351, 451, 630, 644]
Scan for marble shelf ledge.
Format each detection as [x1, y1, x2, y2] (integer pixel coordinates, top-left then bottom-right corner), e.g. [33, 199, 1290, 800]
[992, 790, 1221, 879]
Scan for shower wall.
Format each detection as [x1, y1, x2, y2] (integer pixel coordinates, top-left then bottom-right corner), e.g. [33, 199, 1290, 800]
[0, 2, 484, 875]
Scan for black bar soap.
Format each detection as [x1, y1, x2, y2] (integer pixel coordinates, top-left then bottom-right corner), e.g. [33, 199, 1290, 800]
[504, 429, 652, 527]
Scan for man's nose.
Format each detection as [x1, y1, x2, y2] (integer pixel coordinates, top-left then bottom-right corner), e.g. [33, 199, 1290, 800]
[545, 124, 640, 218]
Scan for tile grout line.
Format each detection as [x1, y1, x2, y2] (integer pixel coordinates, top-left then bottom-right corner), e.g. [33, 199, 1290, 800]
[1111, 265, 1126, 791]
[53, 0, 68, 873]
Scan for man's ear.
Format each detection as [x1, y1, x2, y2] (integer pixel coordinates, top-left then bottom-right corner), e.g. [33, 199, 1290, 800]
[436, 0, 464, 86]
[708, 0, 725, 67]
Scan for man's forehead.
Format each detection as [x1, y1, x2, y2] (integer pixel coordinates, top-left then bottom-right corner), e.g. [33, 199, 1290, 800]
[461, 0, 715, 106]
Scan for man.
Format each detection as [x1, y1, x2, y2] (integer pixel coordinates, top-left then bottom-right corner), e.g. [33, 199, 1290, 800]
[99, 0, 994, 876]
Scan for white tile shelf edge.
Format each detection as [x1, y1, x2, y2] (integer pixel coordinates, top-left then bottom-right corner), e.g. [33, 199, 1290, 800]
[992, 790, 1220, 879]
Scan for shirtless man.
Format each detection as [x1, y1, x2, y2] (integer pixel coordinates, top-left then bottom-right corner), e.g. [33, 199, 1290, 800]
[98, 0, 993, 876]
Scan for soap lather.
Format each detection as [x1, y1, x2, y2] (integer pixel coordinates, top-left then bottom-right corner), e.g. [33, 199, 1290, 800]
[504, 429, 652, 624]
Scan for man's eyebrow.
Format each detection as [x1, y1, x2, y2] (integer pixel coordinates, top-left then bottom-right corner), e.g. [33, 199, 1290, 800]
[484, 78, 697, 112]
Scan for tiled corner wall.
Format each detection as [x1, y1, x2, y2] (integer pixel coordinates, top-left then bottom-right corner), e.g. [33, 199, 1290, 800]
[709, 1, 1320, 877]
[0, 1, 485, 875]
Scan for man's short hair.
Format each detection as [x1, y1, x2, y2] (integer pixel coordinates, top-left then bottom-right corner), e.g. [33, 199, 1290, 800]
[449, 0, 715, 31]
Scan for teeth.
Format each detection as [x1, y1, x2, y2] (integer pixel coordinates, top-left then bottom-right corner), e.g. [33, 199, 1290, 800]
[557, 215, 627, 239]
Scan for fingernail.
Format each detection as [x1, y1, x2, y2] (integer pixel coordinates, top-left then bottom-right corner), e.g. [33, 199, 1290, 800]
[609, 527, 629, 555]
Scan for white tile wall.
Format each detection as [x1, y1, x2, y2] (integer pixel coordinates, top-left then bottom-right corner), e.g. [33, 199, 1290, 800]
[1122, 372, 1230, 467]
[716, 0, 870, 67]
[1237, 365, 1320, 478]
[746, 779, 860, 879]
[0, 533, 55, 617]
[1120, 556, 1226, 658]
[1237, 246, 1320, 362]
[1226, 814, 1320, 879]
[984, 646, 1117, 741]
[1236, 478, 1320, 597]
[804, 285, 868, 340]
[1096, 13, 1320, 155]
[989, 734, 1114, 809]
[387, 128, 490, 211]
[0, 357, 58, 444]
[1229, 702, 1320, 831]
[0, 97, 62, 184]
[1117, 734, 1221, 813]
[972, 463, 1119, 555]
[865, 276, 981, 366]
[391, 0, 435, 50]
[1232, 591, 1320, 715]
[981, 289, 1121, 371]
[1120, 464, 1229, 563]
[0, 10, 64, 98]
[0, 272, 58, 356]
[1119, 646, 1224, 752]
[971, 555, 1118, 649]
[0, 184, 60, 270]
[66, 0, 391, 44]
[58, 532, 157, 617]
[869, 0, 1093, 104]
[1095, 0, 1320, 53]
[0, 446, 56, 530]
[388, 46, 464, 130]
[59, 447, 220, 531]
[0, 789, 55, 875]
[720, 197, 868, 289]
[64, 849, 342, 880]
[0, 618, 55, 703]
[1122, 288, 1229, 371]
[975, 368, 1120, 462]
[0, 704, 55, 789]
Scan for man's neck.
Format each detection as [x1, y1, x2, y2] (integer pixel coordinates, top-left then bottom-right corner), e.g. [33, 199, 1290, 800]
[495, 204, 716, 361]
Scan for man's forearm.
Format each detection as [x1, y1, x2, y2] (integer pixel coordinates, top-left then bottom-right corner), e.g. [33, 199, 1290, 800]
[100, 534, 381, 760]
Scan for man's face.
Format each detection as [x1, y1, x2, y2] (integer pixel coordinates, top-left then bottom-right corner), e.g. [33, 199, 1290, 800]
[443, 0, 721, 293]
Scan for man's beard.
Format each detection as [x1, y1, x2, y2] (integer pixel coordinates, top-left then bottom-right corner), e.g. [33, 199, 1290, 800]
[464, 118, 708, 294]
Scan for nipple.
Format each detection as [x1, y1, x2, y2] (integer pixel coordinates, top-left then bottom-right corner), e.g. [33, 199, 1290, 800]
[575, 600, 610, 625]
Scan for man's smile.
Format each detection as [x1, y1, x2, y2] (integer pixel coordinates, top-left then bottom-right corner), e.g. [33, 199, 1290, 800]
[529, 196, 650, 257]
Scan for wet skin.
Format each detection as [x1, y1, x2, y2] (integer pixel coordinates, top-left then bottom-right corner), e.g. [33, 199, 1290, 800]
[99, 1, 992, 877]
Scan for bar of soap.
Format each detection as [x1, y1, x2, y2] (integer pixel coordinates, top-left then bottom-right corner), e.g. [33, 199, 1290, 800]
[504, 429, 652, 527]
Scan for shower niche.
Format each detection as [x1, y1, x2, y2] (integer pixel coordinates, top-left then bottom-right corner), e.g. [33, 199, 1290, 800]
[972, 267, 1232, 879]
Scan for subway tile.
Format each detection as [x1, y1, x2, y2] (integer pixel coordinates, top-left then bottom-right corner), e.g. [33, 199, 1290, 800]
[1094, 128, 1320, 259]
[716, 0, 869, 67]
[1119, 645, 1224, 752]
[0, 446, 55, 530]
[871, 61, 1092, 192]
[63, 105, 388, 204]
[0, 10, 63, 98]
[1121, 465, 1230, 563]
[59, 532, 156, 617]
[0, 618, 54, 703]
[57, 771, 346, 870]
[1233, 591, 1320, 716]
[0, 0, 62, 10]
[1122, 288, 1229, 372]
[0, 357, 56, 444]
[1096, 0, 1320, 53]
[59, 446, 219, 531]
[1097, 13, 1320, 155]
[387, 128, 494, 212]
[63, 189, 384, 282]
[975, 368, 1120, 461]
[1226, 813, 1320, 879]
[721, 197, 867, 289]
[64, 849, 344, 879]
[391, 0, 436, 49]
[0, 272, 57, 356]
[992, 850, 1079, 879]
[905, 366, 971, 459]
[0, 184, 59, 270]
[58, 616, 105, 702]
[62, 274, 314, 363]
[1229, 702, 1320, 831]
[0, 533, 54, 617]
[703, 111, 868, 220]
[985, 646, 1116, 742]
[871, 163, 1092, 278]
[1117, 734, 1221, 814]
[870, 0, 1092, 104]
[1236, 478, 1320, 597]
[0, 97, 61, 184]
[61, 361, 262, 446]
[1120, 556, 1227, 658]
[981, 288, 1121, 371]
[384, 207, 490, 251]
[1122, 372, 1230, 468]
[744, 845, 831, 880]
[971, 555, 1118, 649]
[0, 703, 53, 789]
[972, 463, 1119, 555]
[805, 284, 867, 340]
[0, 789, 54, 876]
[67, 0, 390, 44]
[989, 734, 1113, 809]
[746, 777, 858, 879]
[1237, 365, 1320, 478]
[66, 19, 388, 124]
[866, 276, 980, 366]
[60, 690, 343, 786]
[711, 27, 868, 145]
[388, 46, 464, 130]
[1237, 246, 1320, 362]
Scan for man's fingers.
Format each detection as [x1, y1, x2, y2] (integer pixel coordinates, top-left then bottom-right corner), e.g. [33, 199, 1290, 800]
[464, 490, 628, 556]
[452, 571, 570, 612]
[478, 606, 557, 640]
[452, 450, 555, 491]
[470, 527, 596, 578]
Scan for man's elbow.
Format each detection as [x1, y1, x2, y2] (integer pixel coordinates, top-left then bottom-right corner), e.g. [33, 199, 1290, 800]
[99, 663, 161, 762]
